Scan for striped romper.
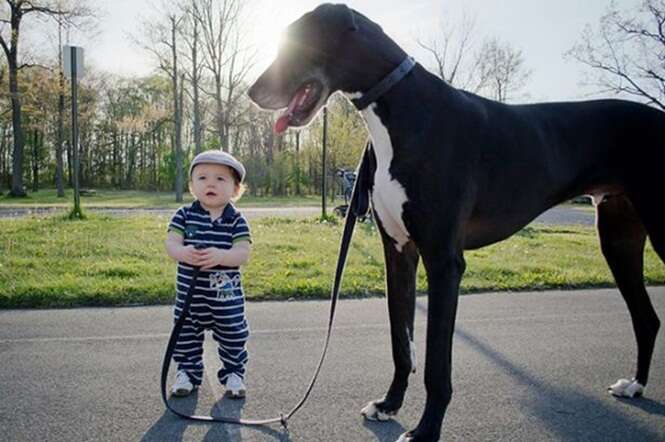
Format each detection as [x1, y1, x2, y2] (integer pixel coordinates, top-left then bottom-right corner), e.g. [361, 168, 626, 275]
[168, 200, 251, 386]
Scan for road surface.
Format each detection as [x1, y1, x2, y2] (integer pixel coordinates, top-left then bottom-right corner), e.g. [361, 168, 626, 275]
[1, 288, 664, 441]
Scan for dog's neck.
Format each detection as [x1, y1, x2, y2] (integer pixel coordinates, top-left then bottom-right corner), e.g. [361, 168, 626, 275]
[349, 57, 416, 111]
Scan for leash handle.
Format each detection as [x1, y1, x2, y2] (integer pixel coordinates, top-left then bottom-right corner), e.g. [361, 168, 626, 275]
[160, 264, 285, 425]
[161, 143, 372, 426]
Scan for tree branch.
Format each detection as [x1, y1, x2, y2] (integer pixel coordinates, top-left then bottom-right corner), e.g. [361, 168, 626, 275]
[18, 62, 51, 71]
[0, 34, 9, 59]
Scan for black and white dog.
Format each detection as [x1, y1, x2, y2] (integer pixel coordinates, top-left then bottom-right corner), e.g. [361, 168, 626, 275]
[248, 4, 664, 441]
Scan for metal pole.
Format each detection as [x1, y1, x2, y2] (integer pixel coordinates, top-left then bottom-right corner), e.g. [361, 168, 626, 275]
[321, 107, 327, 218]
[295, 131, 301, 196]
[70, 47, 81, 217]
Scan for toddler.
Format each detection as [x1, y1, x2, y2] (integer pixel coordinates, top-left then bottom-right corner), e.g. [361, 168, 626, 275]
[165, 150, 251, 398]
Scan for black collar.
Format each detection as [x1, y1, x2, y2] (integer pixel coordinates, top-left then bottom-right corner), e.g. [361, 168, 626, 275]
[350, 57, 416, 111]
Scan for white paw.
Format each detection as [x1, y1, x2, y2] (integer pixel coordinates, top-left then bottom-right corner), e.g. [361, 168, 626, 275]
[396, 432, 411, 442]
[608, 378, 644, 398]
[361, 401, 395, 421]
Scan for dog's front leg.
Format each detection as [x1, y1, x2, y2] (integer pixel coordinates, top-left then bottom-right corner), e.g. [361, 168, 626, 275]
[399, 249, 465, 442]
[362, 233, 419, 421]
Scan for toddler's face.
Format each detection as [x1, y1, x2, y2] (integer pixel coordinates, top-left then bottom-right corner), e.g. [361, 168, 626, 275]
[190, 163, 239, 209]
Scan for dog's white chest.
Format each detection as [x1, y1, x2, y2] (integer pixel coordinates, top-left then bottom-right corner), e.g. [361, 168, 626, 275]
[362, 106, 411, 252]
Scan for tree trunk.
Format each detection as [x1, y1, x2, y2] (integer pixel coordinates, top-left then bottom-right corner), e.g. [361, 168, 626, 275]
[156, 128, 162, 189]
[172, 17, 184, 202]
[31, 128, 39, 192]
[191, 3, 203, 155]
[222, 33, 239, 154]
[151, 128, 157, 190]
[125, 133, 137, 188]
[111, 131, 118, 187]
[214, 72, 225, 151]
[55, 21, 65, 197]
[8, 47, 26, 196]
[0, 123, 6, 192]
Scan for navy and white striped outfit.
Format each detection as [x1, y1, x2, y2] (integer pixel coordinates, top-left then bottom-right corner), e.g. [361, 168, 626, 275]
[168, 200, 251, 386]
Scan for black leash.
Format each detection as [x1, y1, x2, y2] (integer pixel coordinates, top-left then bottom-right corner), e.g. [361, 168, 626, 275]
[160, 143, 374, 428]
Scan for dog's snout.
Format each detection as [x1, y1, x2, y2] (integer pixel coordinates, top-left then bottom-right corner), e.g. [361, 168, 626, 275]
[247, 82, 259, 103]
[247, 81, 275, 109]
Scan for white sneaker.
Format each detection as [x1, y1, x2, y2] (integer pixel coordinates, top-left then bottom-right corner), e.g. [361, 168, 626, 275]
[171, 370, 194, 397]
[225, 373, 246, 399]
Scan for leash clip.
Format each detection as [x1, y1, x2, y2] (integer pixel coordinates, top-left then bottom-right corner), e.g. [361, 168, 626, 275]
[280, 413, 289, 432]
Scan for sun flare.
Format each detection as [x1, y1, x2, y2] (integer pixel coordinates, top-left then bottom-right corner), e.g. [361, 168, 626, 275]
[249, 6, 294, 71]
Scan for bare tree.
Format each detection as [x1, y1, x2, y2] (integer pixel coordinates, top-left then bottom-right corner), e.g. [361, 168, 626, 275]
[178, 0, 205, 155]
[417, 12, 485, 91]
[196, 0, 240, 151]
[140, 4, 186, 202]
[419, 13, 531, 102]
[474, 38, 531, 103]
[220, 12, 256, 155]
[0, 0, 90, 197]
[568, 0, 665, 110]
[170, 16, 185, 202]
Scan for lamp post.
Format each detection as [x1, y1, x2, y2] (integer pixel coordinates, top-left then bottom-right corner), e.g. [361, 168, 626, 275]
[321, 106, 328, 218]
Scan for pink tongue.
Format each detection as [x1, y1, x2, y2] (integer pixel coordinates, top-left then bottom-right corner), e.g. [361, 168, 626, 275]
[274, 115, 290, 134]
[273, 86, 310, 135]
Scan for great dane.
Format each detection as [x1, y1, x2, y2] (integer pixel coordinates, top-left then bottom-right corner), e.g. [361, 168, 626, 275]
[248, 4, 664, 441]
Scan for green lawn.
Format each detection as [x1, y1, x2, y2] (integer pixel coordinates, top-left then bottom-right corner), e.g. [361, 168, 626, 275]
[0, 188, 338, 208]
[1, 214, 663, 309]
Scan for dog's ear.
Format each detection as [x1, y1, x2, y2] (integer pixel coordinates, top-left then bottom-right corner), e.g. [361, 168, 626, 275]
[342, 5, 359, 32]
[316, 3, 358, 32]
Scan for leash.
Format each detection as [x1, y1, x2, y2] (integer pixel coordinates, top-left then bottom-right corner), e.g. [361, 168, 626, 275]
[160, 143, 374, 428]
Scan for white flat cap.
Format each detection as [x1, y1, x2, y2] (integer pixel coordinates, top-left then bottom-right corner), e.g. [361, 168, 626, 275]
[189, 150, 246, 182]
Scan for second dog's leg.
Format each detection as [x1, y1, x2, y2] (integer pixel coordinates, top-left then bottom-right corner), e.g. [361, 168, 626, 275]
[362, 233, 419, 421]
[601, 195, 661, 397]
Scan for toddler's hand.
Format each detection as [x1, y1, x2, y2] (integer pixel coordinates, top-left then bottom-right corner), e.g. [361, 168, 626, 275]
[180, 245, 203, 267]
[197, 248, 225, 270]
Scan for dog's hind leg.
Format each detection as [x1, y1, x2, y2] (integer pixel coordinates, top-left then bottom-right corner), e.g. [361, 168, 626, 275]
[361, 232, 419, 421]
[597, 195, 661, 398]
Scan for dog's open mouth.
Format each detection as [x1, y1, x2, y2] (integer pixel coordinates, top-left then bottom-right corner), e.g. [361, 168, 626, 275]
[274, 81, 323, 134]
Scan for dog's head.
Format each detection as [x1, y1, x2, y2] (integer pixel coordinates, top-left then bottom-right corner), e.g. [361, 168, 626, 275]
[248, 3, 405, 134]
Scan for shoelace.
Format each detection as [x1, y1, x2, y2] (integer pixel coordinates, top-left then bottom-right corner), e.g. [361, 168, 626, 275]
[175, 371, 191, 385]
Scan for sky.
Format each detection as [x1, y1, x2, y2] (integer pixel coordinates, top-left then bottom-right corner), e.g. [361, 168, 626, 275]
[58, 0, 637, 102]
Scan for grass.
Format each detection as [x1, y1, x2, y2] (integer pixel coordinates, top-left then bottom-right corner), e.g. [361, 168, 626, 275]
[1, 215, 663, 309]
[0, 188, 340, 208]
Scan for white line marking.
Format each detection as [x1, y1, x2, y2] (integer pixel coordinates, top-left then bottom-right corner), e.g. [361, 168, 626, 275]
[0, 311, 630, 344]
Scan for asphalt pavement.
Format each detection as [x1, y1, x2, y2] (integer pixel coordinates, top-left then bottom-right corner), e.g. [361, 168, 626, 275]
[1, 288, 664, 441]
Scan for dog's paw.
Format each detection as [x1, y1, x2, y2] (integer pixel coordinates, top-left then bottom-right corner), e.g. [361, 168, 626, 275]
[608, 378, 644, 398]
[395, 432, 439, 442]
[395, 432, 411, 442]
[361, 401, 397, 421]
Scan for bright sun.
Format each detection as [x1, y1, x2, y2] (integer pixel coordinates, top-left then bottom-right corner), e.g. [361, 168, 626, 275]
[249, 5, 293, 71]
